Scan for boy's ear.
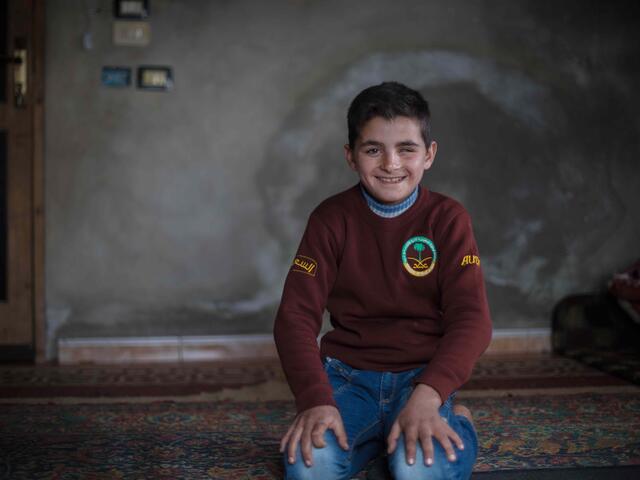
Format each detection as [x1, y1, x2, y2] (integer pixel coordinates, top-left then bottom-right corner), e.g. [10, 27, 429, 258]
[424, 141, 437, 170]
[344, 144, 357, 171]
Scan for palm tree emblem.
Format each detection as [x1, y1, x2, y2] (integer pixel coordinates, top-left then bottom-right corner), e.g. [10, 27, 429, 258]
[402, 236, 437, 277]
[408, 242, 431, 270]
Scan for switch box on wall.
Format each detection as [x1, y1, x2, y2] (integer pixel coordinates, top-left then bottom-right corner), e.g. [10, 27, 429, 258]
[113, 21, 151, 46]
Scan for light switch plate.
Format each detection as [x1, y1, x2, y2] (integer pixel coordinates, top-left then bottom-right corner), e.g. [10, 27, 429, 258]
[114, 0, 149, 19]
[101, 66, 132, 87]
[137, 66, 173, 91]
[113, 21, 151, 46]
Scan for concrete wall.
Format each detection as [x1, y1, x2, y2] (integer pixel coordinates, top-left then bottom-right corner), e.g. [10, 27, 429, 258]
[45, 0, 640, 359]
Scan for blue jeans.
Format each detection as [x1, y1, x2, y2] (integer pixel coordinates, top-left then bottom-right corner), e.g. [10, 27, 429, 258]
[283, 356, 478, 480]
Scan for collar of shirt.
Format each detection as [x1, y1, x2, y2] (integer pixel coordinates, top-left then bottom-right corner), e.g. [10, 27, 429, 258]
[360, 184, 419, 218]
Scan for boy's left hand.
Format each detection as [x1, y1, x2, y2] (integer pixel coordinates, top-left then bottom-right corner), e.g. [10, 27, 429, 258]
[386, 383, 464, 466]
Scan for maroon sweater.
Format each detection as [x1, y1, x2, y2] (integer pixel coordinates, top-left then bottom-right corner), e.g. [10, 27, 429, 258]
[274, 184, 492, 413]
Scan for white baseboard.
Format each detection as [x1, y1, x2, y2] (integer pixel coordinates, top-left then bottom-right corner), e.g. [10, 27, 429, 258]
[57, 328, 551, 365]
[57, 334, 278, 365]
[485, 328, 551, 354]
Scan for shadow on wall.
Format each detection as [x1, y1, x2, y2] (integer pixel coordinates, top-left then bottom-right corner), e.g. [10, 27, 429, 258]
[257, 50, 630, 329]
[53, 46, 637, 356]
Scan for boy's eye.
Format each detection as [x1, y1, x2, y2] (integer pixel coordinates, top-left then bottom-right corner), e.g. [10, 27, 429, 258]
[365, 147, 380, 155]
[400, 147, 416, 153]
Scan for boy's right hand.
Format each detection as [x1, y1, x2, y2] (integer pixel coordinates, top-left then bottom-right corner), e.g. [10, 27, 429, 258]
[279, 405, 349, 467]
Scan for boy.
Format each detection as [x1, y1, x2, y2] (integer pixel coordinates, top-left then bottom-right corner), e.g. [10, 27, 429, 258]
[274, 82, 492, 480]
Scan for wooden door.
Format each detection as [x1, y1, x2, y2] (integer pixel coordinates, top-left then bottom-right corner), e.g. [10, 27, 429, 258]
[0, 0, 44, 362]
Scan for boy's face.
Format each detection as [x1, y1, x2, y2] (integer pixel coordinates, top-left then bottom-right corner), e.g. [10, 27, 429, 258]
[345, 116, 437, 205]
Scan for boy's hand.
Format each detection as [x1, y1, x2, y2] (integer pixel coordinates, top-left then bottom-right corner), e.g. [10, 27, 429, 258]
[279, 405, 349, 467]
[386, 384, 464, 466]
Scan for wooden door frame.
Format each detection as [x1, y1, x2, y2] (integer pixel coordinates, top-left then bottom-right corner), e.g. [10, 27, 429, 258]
[1, 0, 45, 363]
[32, 0, 45, 363]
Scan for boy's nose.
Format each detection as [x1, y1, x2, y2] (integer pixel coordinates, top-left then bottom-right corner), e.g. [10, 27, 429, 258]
[381, 153, 401, 171]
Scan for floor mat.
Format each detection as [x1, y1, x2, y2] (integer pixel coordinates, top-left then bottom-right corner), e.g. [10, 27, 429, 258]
[472, 465, 640, 479]
[1, 355, 638, 478]
[0, 391, 639, 479]
[0, 354, 628, 400]
[0, 358, 285, 398]
[563, 348, 640, 385]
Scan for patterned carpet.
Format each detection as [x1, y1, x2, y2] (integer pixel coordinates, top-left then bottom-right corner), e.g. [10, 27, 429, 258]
[564, 348, 640, 385]
[0, 354, 628, 399]
[0, 354, 639, 479]
[0, 393, 638, 479]
[0, 358, 284, 399]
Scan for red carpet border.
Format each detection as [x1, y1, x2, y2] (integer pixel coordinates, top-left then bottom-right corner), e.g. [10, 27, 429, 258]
[0, 354, 629, 399]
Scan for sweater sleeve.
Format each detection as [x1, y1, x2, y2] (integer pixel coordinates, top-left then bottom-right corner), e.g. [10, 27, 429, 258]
[273, 209, 341, 413]
[414, 210, 493, 403]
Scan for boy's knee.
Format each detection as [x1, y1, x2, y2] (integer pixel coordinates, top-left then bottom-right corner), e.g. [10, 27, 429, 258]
[283, 430, 351, 480]
[390, 462, 449, 480]
[388, 436, 470, 480]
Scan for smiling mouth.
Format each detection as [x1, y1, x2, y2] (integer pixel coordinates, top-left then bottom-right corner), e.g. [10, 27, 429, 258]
[375, 176, 406, 184]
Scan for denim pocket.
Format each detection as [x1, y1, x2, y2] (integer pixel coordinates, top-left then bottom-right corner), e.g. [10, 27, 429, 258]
[324, 356, 358, 382]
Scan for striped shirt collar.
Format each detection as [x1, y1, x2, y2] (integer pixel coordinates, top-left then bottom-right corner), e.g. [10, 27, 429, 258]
[360, 184, 419, 218]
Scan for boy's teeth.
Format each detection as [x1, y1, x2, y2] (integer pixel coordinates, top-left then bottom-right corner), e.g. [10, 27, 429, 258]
[378, 177, 403, 183]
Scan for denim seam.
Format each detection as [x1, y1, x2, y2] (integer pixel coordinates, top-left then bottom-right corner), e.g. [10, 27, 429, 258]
[326, 361, 355, 397]
[341, 363, 359, 378]
[333, 379, 352, 397]
[329, 360, 360, 380]
[390, 374, 398, 402]
[377, 373, 385, 419]
[347, 418, 382, 463]
[455, 415, 479, 450]
[330, 358, 360, 379]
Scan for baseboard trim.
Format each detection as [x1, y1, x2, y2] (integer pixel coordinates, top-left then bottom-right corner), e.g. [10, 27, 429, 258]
[486, 328, 551, 354]
[57, 335, 278, 365]
[57, 328, 551, 365]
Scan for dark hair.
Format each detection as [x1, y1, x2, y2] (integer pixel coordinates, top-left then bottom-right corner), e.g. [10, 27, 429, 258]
[347, 81, 431, 149]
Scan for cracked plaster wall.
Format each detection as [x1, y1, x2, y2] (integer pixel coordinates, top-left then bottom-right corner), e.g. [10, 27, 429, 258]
[45, 0, 640, 359]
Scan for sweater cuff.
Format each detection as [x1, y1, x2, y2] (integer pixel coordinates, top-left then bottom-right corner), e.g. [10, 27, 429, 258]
[413, 367, 460, 405]
[295, 384, 337, 413]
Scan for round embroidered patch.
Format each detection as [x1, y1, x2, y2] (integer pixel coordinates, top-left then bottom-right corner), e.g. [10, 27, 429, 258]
[401, 236, 437, 277]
